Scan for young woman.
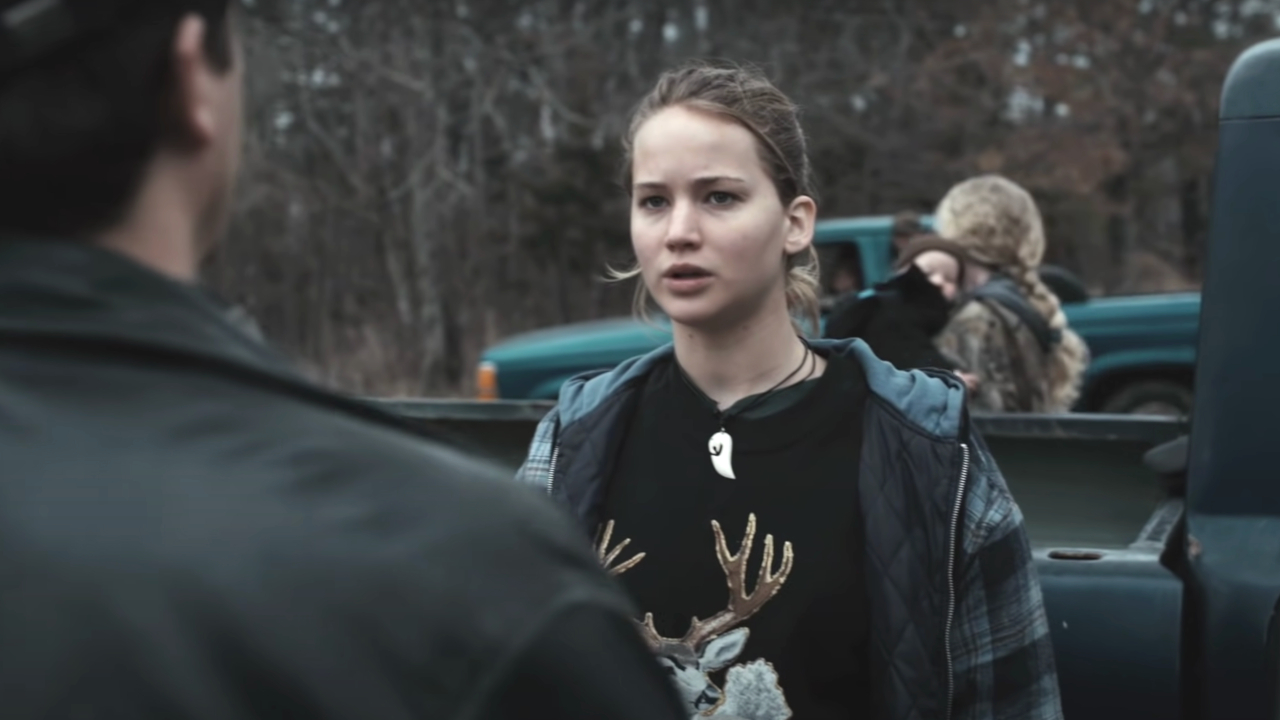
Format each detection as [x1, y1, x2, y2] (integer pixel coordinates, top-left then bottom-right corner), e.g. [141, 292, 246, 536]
[932, 175, 1091, 413]
[516, 62, 1063, 720]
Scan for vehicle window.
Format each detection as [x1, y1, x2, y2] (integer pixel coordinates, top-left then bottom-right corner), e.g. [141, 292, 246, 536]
[817, 243, 864, 301]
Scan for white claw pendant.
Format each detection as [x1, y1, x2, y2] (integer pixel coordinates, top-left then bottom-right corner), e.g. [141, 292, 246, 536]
[709, 430, 736, 479]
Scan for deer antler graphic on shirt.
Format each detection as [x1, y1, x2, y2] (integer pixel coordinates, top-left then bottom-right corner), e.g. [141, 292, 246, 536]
[603, 514, 795, 717]
[635, 513, 794, 652]
[596, 519, 646, 576]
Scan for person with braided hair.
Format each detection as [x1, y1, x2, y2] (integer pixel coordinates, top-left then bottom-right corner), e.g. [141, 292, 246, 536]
[932, 175, 1091, 413]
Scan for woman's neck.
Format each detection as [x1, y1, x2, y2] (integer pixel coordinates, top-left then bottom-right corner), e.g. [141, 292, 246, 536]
[672, 304, 826, 411]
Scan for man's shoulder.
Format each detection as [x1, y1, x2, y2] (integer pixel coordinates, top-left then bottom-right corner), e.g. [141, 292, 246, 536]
[256, 415, 630, 686]
[170, 376, 632, 680]
[1, 352, 630, 692]
[26, 351, 610, 600]
[230, 389, 597, 569]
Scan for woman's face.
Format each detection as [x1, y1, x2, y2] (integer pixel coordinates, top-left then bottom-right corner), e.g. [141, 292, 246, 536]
[913, 250, 961, 301]
[629, 105, 814, 333]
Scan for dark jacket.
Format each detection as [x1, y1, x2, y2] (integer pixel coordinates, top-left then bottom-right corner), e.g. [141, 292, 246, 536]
[824, 264, 959, 371]
[516, 341, 1064, 720]
[0, 237, 684, 720]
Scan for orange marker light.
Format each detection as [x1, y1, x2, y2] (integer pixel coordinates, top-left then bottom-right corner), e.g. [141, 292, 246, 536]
[476, 361, 499, 401]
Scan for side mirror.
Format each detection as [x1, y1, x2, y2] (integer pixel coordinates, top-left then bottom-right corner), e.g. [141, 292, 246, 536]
[1144, 434, 1189, 497]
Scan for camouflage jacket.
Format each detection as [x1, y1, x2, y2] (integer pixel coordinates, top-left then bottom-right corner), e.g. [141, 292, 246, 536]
[937, 279, 1072, 413]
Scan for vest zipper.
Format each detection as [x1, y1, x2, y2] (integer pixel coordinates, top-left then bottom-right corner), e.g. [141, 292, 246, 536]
[545, 442, 561, 496]
[944, 441, 971, 720]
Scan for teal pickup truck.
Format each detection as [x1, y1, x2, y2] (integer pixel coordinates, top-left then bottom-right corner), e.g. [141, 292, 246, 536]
[478, 216, 1201, 414]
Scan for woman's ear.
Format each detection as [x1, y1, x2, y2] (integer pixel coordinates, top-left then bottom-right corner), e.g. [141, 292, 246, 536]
[783, 195, 817, 256]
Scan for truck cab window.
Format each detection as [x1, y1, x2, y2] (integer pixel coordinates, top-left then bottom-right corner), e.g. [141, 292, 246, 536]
[818, 244, 865, 301]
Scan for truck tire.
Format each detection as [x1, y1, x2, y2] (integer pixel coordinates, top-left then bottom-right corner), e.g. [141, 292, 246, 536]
[1100, 380, 1194, 417]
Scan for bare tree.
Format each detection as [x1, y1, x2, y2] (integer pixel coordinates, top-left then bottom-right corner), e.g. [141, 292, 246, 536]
[206, 0, 1269, 396]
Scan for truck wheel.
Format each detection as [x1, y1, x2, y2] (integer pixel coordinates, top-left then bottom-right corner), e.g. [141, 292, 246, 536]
[1100, 380, 1194, 417]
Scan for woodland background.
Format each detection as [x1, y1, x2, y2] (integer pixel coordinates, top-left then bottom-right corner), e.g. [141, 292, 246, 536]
[204, 0, 1274, 396]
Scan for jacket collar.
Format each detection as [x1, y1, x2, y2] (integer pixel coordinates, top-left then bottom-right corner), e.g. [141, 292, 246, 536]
[0, 236, 299, 381]
[555, 336, 967, 440]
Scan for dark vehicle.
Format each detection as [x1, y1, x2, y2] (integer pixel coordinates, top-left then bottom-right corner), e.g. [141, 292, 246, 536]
[376, 38, 1280, 719]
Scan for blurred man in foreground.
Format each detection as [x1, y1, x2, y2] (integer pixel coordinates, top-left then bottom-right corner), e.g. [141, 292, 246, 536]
[0, 2, 683, 717]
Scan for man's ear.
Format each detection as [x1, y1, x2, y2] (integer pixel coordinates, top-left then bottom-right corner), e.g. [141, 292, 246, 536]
[168, 14, 220, 147]
[782, 195, 817, 256]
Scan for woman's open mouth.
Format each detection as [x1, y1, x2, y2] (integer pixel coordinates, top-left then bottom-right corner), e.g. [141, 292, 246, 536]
[663, 264, 714, 294]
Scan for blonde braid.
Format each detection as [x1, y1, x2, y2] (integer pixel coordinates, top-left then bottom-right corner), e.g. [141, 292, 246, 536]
[1013, 264, 1089, 411]
[1012, 264, 1065, 331]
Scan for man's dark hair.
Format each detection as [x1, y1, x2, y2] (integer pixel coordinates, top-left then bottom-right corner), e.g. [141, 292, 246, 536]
[0, 1, 234, 239]
[891, 210, 923, 240]
[833, 243, 862, 279]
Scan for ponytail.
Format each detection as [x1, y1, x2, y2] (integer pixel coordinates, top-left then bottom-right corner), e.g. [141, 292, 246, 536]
[786, 245, 822, 335]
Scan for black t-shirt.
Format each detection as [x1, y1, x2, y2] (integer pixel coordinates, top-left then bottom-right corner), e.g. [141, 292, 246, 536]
[601, 353, 872, 719]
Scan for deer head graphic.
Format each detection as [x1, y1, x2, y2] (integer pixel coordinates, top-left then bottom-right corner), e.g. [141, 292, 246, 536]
[597, 515, 795, 719]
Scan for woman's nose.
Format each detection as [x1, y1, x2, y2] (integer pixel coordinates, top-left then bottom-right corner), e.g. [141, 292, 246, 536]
[664, 201, 700, 249]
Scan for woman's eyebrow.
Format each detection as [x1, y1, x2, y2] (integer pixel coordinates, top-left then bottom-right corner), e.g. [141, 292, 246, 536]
[634, 175, 749, 191]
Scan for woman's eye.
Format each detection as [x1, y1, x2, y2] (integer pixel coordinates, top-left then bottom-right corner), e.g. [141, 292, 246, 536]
[639, 196, 668, 209]
[708, 191, 736, 205]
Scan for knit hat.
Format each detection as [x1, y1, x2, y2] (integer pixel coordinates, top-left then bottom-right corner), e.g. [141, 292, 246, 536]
[933, 174, 1045, 278]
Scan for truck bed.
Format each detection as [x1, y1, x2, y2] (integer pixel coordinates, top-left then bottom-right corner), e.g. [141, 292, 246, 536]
[979, 414, 1178, 549]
